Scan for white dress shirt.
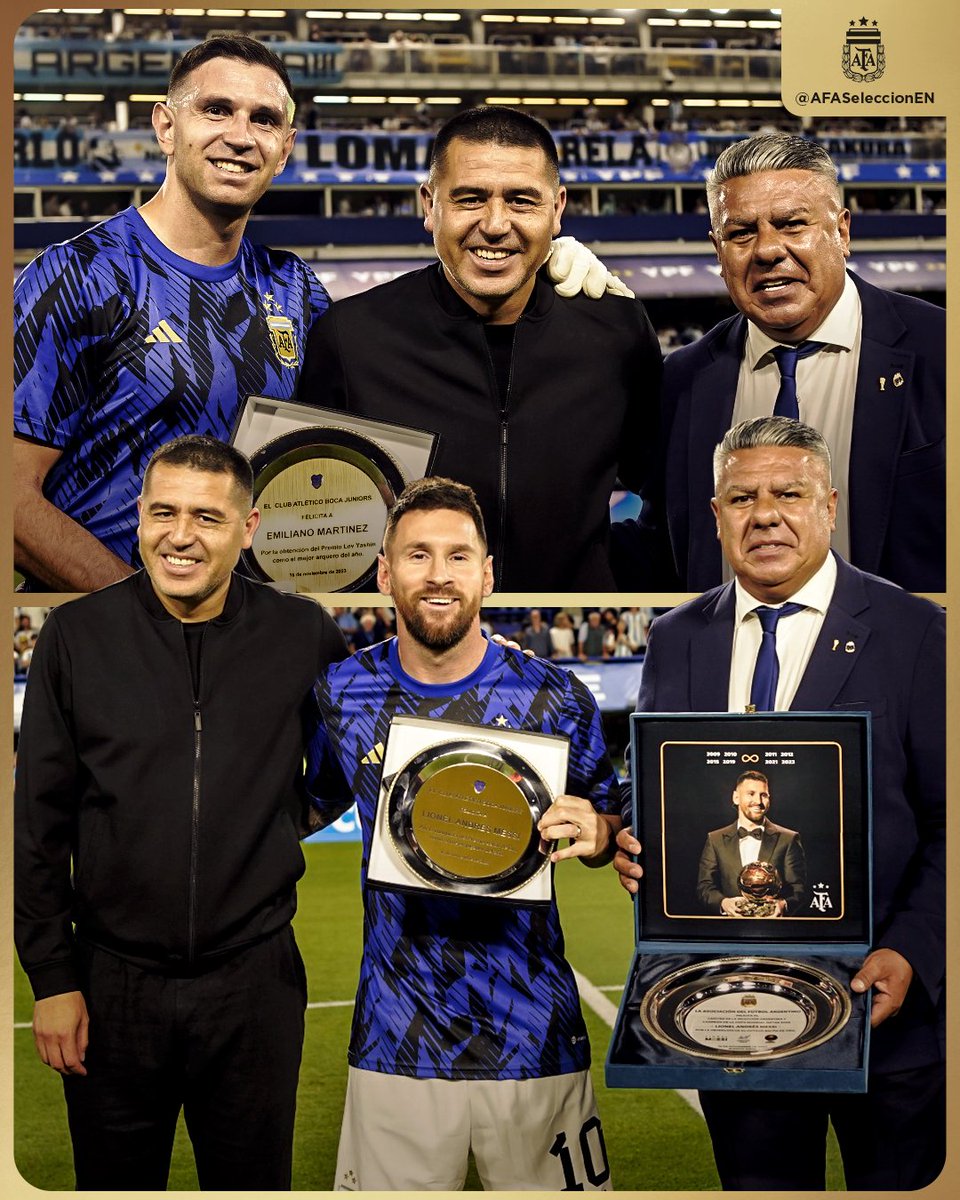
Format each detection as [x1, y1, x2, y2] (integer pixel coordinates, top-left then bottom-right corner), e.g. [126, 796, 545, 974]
[727, 553, 838, 713]
[736, 819, 767, 867]
[731, 273, 862, 563]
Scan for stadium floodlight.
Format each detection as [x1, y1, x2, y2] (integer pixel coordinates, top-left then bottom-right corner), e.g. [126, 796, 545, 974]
[590, 16, 626, 24]
[517, 15, 552, 23]
[679, 19, 713, 26]
[305, 11, 344, 17]
[312, 94, 351, 102]
[749, 19, 782, 28]
[129, 94, 167, 101]
[423, 12, 460, 20]
[554, 16, 589, 24]
[424, 96, 461, 105]
[593, 97, 628, 106]
[480, 14, 514, 21]
[714, 20, 748, 28]
[648, 19, 678, 26]
[247, 9, 287, 16]
[64, 93, 106, 101]
[349, 95, 388, 103]
[22, 93, 65, 101]
[346, 10, 382, 19]
[386, 11, 422, 19]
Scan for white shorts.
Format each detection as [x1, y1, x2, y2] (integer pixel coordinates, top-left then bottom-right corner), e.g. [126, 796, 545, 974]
[334, 1066, 611, 1191]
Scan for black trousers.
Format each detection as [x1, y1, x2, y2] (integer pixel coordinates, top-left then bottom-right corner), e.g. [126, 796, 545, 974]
[62, 926, 307, 1191]
[698, 1062, 945, 1191]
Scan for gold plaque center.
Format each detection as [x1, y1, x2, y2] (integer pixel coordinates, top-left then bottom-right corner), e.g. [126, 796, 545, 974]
[410, 764, 533, 879]
[253, 452, 388, 590]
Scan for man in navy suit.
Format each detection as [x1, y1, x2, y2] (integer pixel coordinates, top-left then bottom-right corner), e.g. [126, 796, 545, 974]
[697, 771, 806, 916]
[615, 417, 944, 1190]
[613, 133, 944, 592]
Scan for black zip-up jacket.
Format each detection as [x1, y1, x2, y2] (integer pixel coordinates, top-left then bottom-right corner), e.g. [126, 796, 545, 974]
[299, 264, 663, 590]
[15, 571, 347, 1000]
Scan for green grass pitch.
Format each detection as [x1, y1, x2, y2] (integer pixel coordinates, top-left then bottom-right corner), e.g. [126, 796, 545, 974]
[13, 842, 844, 1190]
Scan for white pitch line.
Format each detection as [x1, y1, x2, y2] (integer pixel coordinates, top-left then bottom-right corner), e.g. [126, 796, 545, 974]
[572, 967, 703, 1119]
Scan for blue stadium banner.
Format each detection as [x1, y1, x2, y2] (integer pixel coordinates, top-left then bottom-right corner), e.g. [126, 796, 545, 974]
[13, 123, 946, 189]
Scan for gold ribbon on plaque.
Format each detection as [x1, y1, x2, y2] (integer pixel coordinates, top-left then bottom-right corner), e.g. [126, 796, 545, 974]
[640, 957, 851, 1061]
[386, 740, 552, 896]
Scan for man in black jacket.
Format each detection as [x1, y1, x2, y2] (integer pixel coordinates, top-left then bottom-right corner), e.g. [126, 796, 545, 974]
[14, 436, 346, 1191]
[299, 106, 663, 591]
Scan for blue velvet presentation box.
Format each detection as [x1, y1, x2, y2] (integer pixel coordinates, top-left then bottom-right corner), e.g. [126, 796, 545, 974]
[606, 712, 873, 1093]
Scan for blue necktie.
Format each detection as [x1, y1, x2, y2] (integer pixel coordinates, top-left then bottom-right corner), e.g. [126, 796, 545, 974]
[771, 342, 822, 419]
[749, 603, 806, 711]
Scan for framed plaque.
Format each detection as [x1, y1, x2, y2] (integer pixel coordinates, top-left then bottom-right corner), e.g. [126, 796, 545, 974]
[632, 713, 871, 943]
[606, 712, 873, 1093]
[231, 397, 437, 592]
[367, 715, 570, 904]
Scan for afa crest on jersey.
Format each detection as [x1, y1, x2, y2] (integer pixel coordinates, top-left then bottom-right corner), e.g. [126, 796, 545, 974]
[267, 314, 299, 368]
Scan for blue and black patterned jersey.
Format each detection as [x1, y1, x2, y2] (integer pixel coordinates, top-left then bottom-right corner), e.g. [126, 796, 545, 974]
[309, 636, 619, 1081]
[14, 206, 330, 568]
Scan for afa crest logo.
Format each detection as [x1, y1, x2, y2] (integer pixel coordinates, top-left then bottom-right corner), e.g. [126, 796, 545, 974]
[843, 16, 885, 82]
[262, 291, 299, 368]
[267, 314, 299, 368]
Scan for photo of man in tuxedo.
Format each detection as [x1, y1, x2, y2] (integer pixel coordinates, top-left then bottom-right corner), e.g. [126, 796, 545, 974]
[696, 770, 806, 916]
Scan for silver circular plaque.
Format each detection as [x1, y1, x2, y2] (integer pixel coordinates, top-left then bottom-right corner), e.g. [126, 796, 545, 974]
[386, 739, 552, 896]
[640, 957, 851, 1061]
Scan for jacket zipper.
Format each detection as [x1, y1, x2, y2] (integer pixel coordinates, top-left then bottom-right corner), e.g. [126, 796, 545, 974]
[483, 319, 521, 591]
[181, 624, 205, 965]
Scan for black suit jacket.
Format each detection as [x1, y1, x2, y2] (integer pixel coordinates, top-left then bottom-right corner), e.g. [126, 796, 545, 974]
[630, 555, 944, 1073]
[697, 818, 806, 914]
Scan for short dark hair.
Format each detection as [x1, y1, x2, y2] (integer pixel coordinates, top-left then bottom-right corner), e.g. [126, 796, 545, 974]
[143, 436, 254, 507]
[428, 105, 560, 189]
[383, 477, 487, 553]
[713, 416, 833, 491]
[735, 770, 770, 791]
[706, 134, 840, 230]
[167, 35, 293, 111]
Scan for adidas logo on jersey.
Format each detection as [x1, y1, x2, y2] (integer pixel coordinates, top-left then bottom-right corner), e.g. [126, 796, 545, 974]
[361, 743, 385, 766]
[144, 320, 183, 344]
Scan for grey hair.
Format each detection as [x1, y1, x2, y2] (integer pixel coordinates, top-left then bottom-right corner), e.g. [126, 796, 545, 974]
[706, 135, 841, 230]
[713, 417, 832, 491]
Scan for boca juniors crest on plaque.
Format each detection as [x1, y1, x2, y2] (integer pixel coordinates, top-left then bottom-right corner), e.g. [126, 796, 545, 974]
[842, 17, 885, 83]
